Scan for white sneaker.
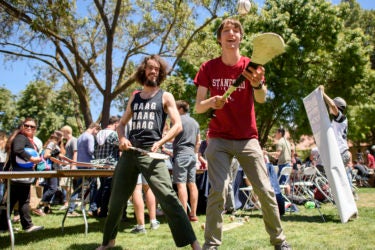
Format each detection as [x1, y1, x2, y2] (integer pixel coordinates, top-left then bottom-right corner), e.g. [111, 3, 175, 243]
[150, 220, 160, 230]
[130, 226, 146, 234]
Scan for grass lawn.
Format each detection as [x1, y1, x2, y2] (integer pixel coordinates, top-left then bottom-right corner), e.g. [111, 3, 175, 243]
[0, 187, 374, 250]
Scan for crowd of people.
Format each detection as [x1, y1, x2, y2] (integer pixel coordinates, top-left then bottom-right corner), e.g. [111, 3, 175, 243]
[1, 17, 375, 250]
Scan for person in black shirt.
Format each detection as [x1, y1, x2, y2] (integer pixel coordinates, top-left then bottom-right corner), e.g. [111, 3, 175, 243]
[97, 55, 201, 250]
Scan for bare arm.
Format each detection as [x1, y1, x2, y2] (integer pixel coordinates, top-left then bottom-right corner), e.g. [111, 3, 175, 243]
[151, 92, 182, 152]
[195, 133, 201, 154]
[319, 85, 339, 116]
[117, 95, 134, 151]
[195, 86, 226, 114]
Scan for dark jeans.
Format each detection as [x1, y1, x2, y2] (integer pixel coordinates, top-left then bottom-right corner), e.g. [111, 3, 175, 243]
[89, 177, 98, 212]
[0, 182, 33, 230]
[41, 177, 59, 203]
[68, 177, 82, 213]
[97, 177, 112, 217]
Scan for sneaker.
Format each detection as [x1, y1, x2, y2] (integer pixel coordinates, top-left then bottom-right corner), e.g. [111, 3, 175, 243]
[67, 211, 81, 217]
[275, 241, 292, 250]
[59, 205, 68, 211]
[25, 225, 44, 233]
[150, 220, 160, 230]
[130, 226, 146, 234]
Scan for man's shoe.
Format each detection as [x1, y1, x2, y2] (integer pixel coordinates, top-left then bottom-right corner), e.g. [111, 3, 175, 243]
[25, 225, 44, 233]
[275, 241, 292, 250]
[130, 226, 146, 234]
[150, 220, 160, 230]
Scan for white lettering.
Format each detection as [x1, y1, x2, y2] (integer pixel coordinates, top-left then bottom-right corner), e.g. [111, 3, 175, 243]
[142, 121, 147, 129]
[148, 121, 154, 129]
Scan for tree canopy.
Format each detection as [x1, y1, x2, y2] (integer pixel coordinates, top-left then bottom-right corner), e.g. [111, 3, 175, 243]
[0, 0, 374, 148]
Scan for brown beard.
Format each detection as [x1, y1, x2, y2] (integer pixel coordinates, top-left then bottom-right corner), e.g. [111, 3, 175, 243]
[144, 79, 158, 87]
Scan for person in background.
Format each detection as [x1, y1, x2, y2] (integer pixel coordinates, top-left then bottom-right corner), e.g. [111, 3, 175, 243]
[173, 100, 201, 222]
[0, 118, 43, 233]
[67, 122, 101, 217]
[130, 174, 160, 233]
[94, 116, 120, 217]
[96, 54, 201, 250]
[61, 125, 78, 164]
[352, 160, 370, 187]
[320, 85, 356, 198]
[59, 125, 78, 210]
[34, 131, 66, 216]
[365, 149, 375, 169]
[0, 131, 8, 203]
[194, 18, 290, 250]
[269, 128, 292, 196]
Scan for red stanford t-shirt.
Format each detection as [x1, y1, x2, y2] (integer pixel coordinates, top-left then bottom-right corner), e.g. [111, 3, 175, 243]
[194, 56, 258, 140]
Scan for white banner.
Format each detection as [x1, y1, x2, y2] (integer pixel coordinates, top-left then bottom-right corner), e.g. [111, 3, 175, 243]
[303, 87, 358, 223]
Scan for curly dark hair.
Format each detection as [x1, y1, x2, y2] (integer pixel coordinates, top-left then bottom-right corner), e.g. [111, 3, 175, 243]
[134, 55, 169, 86]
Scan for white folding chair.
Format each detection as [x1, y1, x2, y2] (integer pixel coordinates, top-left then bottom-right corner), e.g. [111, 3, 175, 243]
[292, 166, 317, 199]
[292, 166, 325, 221]
[278, 166, 293, 204]
[239, 186, 261, 212]
[314, 175, 335, 204]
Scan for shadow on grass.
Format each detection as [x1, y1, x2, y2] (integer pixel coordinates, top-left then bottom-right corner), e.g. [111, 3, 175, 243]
[69, 243, 124, 250]
[0, 212, 173, 249]
[281, 212, 339, 223]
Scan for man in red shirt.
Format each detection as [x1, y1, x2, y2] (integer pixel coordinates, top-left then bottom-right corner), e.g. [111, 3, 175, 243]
[366, 150, 375, 169]
[194, 18, 290, 250]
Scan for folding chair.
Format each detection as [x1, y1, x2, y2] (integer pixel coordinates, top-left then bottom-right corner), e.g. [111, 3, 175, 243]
[292, 166, 325, 222]
[292, 166, 317, 199]
[314, 176, 335, 204]
[239, 186, 261, 212]
[278, 166, 293, 204]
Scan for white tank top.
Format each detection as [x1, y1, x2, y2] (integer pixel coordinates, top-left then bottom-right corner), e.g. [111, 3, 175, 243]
[331, 111, 348, 154]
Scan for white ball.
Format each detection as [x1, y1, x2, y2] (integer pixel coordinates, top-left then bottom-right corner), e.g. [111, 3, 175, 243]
[237, 0, 251, 15]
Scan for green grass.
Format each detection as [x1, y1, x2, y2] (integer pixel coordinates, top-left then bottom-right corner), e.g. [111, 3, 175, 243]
[1, 188, 375, 250]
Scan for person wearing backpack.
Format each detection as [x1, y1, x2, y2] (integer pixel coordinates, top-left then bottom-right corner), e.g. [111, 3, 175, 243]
[33, 131, 65, 216]
[93, 116, 120, 217]
[0, 118, 43, 233]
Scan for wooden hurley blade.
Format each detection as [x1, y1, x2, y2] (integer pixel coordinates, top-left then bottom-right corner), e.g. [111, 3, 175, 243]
[130, 147, 169, 160]
[251, 32, 285, 65]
